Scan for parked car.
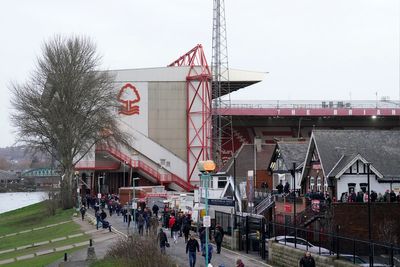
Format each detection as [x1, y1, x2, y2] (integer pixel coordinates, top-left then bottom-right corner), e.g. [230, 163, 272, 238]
[275, 236, 331, 255]
[339, 254, 389, 267]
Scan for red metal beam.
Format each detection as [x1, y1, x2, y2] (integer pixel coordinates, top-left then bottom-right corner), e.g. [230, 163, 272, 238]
[169, 44, 212, 183]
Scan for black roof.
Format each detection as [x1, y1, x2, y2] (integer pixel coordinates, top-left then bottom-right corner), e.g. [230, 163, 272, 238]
[277, 141, 309, 170]
[312, 130, 400, 179]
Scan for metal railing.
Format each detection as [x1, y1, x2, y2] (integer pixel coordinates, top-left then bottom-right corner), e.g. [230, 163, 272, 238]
[216, 100, 400, 110]
[270, 221, 400, 267]
[254, 193, 274, 215]
[215, 209, 400, 266]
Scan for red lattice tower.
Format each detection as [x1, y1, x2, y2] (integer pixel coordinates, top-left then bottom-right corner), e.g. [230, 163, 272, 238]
[168, 44, 212, 184]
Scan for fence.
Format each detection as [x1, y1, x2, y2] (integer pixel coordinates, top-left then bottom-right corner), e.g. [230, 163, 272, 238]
[215, 210, 400, 266]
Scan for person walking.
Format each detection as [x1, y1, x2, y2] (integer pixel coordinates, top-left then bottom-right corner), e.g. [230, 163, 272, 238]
[172, 220, 180, 244]
[186, 234, 200, 267]
[199, 227, 206, 252]
[138, 214, 145, 236]
[157, 228, 169, 254]
[152, 204, 159, 217]
[169, 215, 176, 238]
[202, 243, 213, 265]
[299, 251, 315, 267]
[80, 205, 86, 221]
[183, 222, 191, 243]
[214, 224, 224, 254]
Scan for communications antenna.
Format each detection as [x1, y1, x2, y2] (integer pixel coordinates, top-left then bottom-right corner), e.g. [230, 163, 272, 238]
[211, 0, 234, 168]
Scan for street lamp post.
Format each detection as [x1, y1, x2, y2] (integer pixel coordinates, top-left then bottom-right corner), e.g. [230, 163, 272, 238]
[132, 176, 140, 232]
[198, 160, 216, 266]
[233, 156, 237, 229]
[367, 163, 373, 267]
[74, 171, 80, 210]
[292, 162, 297, 248]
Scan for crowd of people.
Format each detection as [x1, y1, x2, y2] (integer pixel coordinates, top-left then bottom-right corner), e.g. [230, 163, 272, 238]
[340, 189, 400, 203]
[80, 194, 243, 267]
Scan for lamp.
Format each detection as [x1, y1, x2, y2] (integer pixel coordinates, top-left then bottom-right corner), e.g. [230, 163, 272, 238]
[197, 160, 215, 265]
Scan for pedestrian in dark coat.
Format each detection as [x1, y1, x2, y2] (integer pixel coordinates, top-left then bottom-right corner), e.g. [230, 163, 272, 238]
[157, 228, 168, 254]
[80, 205, 86, 221]
[199, 227, 206, 252]
[276, 181, 284, 194]
[214, 224, 224, 253]
[284, 182, 290, 194]
[299, 251, 315, 267]
[138, 214, 145, 235]
[183, 223, 191, 243]
[186, 235, 200, 267]
[152, 204, 159, 217]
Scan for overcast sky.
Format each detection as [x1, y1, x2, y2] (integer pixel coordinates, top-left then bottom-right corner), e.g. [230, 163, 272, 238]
[0, 0, 399, 147]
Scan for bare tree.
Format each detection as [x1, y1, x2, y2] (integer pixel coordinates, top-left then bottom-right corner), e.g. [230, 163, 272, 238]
[10, 36, 129, 209]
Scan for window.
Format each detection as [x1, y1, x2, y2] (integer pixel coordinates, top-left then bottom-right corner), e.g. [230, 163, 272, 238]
[360, 183, 368, 193]
[348, 183, 356, 193]
[217, 177, 227, 189]
[324, 178, 328, 192]
[317, 177, 322, 192]
[310, 177, 315, 191]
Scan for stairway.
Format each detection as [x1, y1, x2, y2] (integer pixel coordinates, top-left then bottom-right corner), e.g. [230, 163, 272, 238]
[254, 193, 275, 214]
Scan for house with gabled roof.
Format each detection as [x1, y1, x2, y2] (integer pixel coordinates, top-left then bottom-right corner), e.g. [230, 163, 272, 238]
[269, 141, 308, 191]
[301, 130, 400, 200]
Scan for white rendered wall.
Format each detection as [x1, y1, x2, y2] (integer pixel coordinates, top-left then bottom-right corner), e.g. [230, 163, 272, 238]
[336, 174, 400, 199]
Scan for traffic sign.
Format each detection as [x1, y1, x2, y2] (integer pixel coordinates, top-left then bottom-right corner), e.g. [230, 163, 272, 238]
[132, 202, 137, 209]
[203, 215, 211, 227]
[97, 193, 101, 199]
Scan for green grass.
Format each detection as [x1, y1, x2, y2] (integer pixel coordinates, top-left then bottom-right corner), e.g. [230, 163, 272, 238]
[0, 221, 82, 250]
[0, 201, 88, 266]
[0, 234, 89, 260]
[4, 247, 81, 267]
[0, 202, 74, 236]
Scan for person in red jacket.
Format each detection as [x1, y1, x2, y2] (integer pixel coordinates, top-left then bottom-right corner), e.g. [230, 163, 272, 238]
[168, 215, 176, 238]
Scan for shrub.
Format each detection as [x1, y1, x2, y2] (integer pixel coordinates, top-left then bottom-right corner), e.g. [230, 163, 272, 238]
[104, 234, 176, 267]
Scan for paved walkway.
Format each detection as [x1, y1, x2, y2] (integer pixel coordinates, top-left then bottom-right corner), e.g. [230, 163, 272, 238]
[85, 210, 272, 267]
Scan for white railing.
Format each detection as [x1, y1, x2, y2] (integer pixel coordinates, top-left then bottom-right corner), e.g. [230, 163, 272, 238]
[254, 193, 274, 215]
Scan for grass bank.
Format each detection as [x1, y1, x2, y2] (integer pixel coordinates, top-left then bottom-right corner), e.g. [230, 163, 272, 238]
[0, 201, 74, 236]
[0, 201, 89, 266]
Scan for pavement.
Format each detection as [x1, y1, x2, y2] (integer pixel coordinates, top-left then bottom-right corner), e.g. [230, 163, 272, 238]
[75, 208, 272, 267]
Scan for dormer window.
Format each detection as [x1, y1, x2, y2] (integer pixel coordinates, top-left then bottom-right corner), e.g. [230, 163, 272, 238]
[317, 177, 322, 192]
[310, 176, 315, 191]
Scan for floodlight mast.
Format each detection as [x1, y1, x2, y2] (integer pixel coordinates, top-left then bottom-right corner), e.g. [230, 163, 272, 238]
[211, 0, 234, 169]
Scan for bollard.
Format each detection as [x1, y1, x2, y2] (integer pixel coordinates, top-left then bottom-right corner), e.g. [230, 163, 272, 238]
[90, 239, 93, 247]
[64, 252, 67, 262]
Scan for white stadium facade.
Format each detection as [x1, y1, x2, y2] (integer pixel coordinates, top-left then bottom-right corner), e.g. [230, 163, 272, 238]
[75, 45, 265, 194]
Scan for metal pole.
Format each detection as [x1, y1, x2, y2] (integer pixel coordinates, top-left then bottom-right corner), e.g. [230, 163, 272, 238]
[133, 175, 136, 232]
[233, 157, 237, 229]
[75, 172, 80, 210]
[367, 163, 373, 267]
[254, 138, 257, 210]
[205, 172, 210, 266]
[293, 162, 297, 248]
